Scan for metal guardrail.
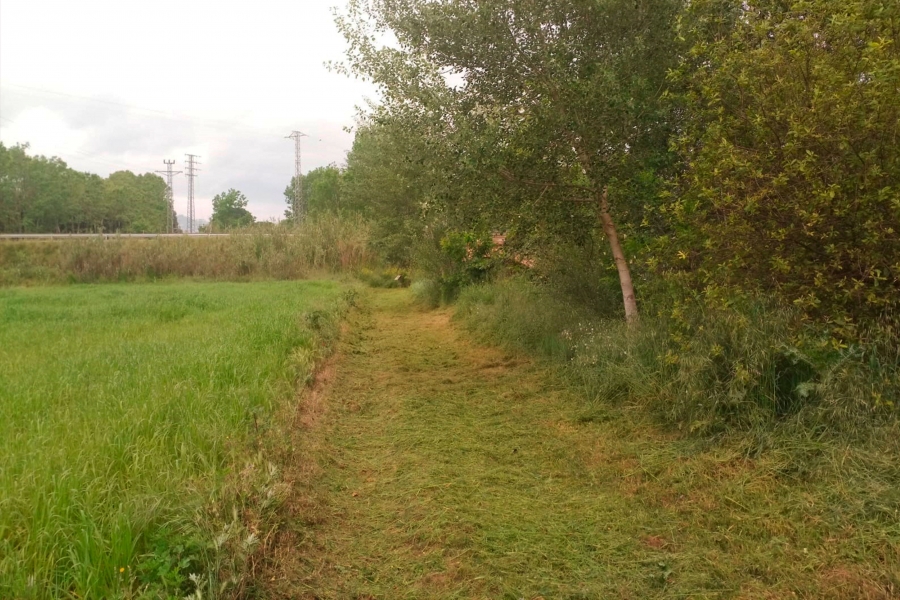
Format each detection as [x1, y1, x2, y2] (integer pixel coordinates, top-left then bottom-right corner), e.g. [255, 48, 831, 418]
[0, 233, 234, 240]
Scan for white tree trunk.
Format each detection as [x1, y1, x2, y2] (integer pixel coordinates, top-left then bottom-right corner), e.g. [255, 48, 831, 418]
[598, 186, 639, 324]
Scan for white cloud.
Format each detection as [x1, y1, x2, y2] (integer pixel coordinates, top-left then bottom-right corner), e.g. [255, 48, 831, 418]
[1, 107, 89, 159]
[0, 0, 378, 221]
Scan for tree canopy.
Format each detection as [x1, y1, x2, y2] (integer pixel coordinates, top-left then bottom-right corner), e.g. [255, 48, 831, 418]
[283, 165, 346, 221]
[207, 189, 255, 231]
[333, 0, 900, 327]
[335, 0, 684, 321]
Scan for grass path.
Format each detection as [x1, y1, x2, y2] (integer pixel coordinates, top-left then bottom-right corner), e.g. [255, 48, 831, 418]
[263, 290, 890, 599]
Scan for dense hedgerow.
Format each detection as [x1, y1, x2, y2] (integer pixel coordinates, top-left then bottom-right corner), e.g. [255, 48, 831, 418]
[666, 0, 900, 322]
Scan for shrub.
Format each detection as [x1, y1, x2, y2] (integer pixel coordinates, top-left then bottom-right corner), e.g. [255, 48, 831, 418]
[669, 0, 900, 323]
[412, 230, 497, 304]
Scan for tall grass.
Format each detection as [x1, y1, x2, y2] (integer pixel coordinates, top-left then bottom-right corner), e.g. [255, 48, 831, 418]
[0, 214, 374, 285]
[0, 280, 352, 599]
[455, 278, 900, 435]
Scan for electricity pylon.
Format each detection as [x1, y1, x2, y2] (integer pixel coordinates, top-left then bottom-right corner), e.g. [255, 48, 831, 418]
[286, 131, 308, 222]
[155, 160, 182, 233]
[184, 154, 201, 233]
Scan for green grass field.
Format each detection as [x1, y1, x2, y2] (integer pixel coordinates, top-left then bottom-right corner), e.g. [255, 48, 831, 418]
[0, 280, 347, 599]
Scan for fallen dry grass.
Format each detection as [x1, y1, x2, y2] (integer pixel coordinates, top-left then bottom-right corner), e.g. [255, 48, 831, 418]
[259, 289, 899, 599]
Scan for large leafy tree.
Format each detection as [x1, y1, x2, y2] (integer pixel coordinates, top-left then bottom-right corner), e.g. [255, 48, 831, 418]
[342, 117, 437, 265]
[0, 143, 34, 233]
[208, 189, 255, 231]
[104, 171, 171, 233]
[336, 0, 682, 322]
[283, 165, 345, 220]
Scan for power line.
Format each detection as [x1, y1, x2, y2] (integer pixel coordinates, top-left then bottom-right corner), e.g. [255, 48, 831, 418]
[1, 83, 350, 152]
[185, 154, 201, 234]
[286, 131, 308, 222]
[1, 118, 188, 186]
[0, 120, 141, 172]
[2, 83, 268, 134]
[155, 160, 182, 233]
[2, 84, 357, 218]
[65, 149, 138, 172]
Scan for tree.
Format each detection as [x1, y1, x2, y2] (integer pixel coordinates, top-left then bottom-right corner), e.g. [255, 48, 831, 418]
[0, 143, 173, 233]
[342, 118, 436, 265]
[208, 189, 255, 231]
[0, 143, 32, 233]
[336, 0, 682, 322]
[283, 165, 345, 220]
[103, 171, 170, 233]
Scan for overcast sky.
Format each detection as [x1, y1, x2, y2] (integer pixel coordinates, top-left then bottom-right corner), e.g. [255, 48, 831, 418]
[0, 0, 378, 222]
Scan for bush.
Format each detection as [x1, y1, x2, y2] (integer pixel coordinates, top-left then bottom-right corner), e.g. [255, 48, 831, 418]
[412, 229, 497, 304]
[669, 0, 900, 323]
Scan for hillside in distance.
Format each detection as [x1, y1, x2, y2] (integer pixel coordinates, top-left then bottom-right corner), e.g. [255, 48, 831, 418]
[176, 214, 209, 232]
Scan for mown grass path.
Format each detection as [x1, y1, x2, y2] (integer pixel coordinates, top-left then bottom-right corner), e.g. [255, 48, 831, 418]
[265, 290, 889, 599]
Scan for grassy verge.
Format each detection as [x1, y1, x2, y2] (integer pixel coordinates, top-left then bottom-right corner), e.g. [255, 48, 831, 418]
[0, 214, 373, 286]
[0, 280, 355, 599]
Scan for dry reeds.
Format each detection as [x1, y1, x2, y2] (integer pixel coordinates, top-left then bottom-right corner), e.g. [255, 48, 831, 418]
[0, 214, 374, 285]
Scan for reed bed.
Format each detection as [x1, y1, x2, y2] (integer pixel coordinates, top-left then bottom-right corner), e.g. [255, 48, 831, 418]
[0, 215, 374, 285]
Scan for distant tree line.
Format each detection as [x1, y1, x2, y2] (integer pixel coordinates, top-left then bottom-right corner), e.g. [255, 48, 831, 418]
[0, 143, 178, 233]
[283, 157, 424, 266]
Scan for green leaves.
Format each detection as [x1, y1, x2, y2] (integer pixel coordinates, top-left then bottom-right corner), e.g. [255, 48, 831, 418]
[0, 143, 174, 233]
[283, 165, 345, 221]
[335, 0, 682, 315]
[334, 0, 900, 328]
[669, 0, 900, 323]
[208, 189, 255, 231]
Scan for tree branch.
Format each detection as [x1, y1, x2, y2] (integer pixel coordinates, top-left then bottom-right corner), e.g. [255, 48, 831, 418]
[498, 167, 596, 194]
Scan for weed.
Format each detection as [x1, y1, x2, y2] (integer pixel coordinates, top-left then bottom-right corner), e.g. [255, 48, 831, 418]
[456, 278, 900, 434]
[410, 278, 442, 308]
